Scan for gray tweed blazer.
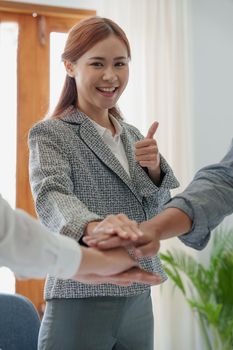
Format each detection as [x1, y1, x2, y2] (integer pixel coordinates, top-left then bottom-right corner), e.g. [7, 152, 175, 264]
[29, 106, 179, 299]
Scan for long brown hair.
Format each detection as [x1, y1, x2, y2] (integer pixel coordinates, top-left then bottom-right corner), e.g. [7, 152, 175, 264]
[50, 16, 131, 119]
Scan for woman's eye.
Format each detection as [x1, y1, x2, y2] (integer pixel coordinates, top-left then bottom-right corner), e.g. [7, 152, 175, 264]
[115, 62, 126, 67]
[90, 62, 103, 67]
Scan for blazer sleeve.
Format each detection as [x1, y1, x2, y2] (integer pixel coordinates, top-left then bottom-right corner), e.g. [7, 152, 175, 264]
[29, 122, 102, 241]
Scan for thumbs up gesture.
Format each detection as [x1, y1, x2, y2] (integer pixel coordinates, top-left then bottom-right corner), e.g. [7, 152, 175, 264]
[135, 122, 161, 183]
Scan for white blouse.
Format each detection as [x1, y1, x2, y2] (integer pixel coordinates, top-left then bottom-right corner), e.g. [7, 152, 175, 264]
[90, 115, 130, 177]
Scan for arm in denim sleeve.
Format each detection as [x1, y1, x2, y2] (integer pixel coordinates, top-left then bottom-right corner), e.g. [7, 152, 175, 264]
[164, 139, 233, 250]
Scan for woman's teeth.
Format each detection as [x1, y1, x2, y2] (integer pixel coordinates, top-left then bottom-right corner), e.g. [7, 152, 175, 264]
[97, 87, 117, 92]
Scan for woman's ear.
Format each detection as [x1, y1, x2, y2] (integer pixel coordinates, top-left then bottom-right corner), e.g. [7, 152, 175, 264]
[64, 60, 75, 77]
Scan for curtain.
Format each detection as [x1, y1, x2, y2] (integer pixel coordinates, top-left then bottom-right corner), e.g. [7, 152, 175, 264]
[99, 1, 201, 349]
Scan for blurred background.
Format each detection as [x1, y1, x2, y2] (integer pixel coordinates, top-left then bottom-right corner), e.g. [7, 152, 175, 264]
[0, 0, 232, 349]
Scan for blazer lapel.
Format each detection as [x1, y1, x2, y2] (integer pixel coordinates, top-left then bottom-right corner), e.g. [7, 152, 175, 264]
[60, 107, 142, 202]
[79, 119, 143, 201]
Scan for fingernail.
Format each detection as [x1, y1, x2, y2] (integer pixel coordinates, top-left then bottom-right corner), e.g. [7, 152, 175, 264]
[88, 239, 97, 244]
[98, 241, 107, 246]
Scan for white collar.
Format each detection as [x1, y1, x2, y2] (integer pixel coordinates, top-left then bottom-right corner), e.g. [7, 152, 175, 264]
[90, 115, 123, 138]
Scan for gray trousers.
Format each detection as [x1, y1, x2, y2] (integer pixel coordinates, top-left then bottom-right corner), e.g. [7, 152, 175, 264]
[38, 291, 154, 350]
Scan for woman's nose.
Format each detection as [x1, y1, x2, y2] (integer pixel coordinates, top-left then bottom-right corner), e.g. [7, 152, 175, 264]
[102, 68, 118, 83]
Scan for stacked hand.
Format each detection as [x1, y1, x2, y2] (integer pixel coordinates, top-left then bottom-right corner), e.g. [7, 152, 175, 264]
[83, 215, 159, 258]
[74, 246, 161, 286]
[83, 214, 143, 248]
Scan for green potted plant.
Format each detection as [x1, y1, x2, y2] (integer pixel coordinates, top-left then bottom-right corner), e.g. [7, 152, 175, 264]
[160, 227, 233, 350]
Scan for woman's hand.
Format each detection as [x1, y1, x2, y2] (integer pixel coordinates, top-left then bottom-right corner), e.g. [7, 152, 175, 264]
[73, 267, 162, 286]
[83, 214, 143, 248]
[135, 121, 161, 184]
[73, 246, 162, 286]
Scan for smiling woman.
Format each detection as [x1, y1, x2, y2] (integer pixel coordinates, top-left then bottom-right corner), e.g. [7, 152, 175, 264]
[28, 16, 178, 350]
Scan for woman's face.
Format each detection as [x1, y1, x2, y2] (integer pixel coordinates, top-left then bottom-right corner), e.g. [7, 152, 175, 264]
[66, 35, 129, 118]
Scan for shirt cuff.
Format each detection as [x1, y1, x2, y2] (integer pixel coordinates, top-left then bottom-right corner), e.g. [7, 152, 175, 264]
[164, 197, 211, 250]
[50, 235, 82, 279]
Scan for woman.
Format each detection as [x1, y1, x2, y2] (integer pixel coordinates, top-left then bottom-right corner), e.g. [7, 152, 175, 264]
[29, 16, 178, 350]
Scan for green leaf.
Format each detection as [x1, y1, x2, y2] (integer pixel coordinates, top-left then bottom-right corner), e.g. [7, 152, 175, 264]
[159, 226, 233, 349]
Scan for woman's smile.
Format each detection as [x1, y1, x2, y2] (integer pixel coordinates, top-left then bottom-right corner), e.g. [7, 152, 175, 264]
[96, 86, 119, 97]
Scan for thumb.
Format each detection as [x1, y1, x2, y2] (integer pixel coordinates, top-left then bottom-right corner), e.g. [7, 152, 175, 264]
[146, 121, 159, 139]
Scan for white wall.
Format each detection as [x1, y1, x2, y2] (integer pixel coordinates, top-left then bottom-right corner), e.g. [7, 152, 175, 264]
[190, 0, 233, 229]
[190, 5, 233, 348]
[191, 0, 233, 169]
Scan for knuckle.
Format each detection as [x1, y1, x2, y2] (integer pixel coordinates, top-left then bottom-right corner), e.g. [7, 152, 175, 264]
[117, 213, 127, 219]
[106, 214, 114, 220]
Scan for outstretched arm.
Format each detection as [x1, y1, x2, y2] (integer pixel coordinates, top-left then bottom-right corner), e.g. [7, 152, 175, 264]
[0, 195, 161, 285]
[163, 139, 233, 249]
[136, 139, 233, 255]
[0, 194, 81, 279]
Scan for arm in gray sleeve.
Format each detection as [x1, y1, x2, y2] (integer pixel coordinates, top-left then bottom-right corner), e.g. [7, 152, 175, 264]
[0, 194, 82, 278]
[164, 139, 233, 250]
